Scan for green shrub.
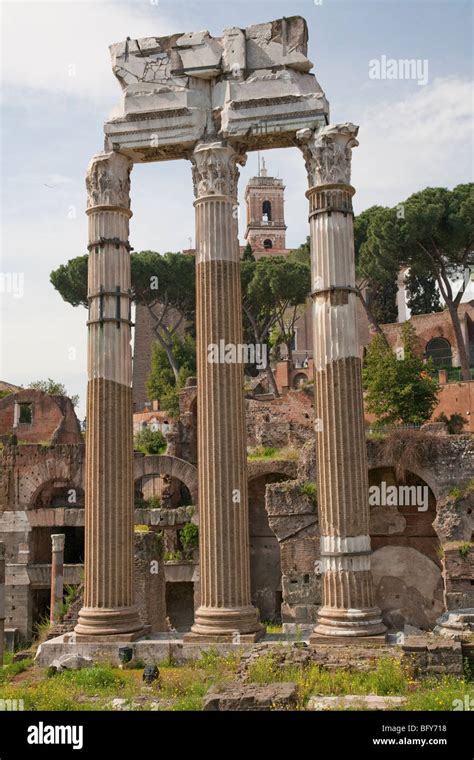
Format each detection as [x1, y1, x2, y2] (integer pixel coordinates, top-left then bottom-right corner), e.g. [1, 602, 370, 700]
[54, 665, 125, 692]
[134, 427, 166, 455]
[248, 446, 277, 460]
[164, 550, 183, 561]
[179, 522, 199, 558]
[146, 496, 161, 509]
[299, 482, 317, 505]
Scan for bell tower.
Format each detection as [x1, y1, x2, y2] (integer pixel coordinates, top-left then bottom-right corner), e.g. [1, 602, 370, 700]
[244, 157, 287, 252]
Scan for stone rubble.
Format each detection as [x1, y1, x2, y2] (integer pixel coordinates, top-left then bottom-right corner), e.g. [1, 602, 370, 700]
[307, 695, 407, 711]
[203, 681, 298, 711]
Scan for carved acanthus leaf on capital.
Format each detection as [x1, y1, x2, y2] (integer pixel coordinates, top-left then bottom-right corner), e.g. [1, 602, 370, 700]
[297, 123, 359, 188]
[191, 142, 246, 199]
[86, 151, 133, 209]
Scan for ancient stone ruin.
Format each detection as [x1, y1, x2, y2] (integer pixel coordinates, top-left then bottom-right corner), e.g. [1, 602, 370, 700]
[1, 16, 472, 671]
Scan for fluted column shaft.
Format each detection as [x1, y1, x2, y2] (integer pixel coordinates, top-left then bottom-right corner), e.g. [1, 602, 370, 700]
[187, 141, 262, 640]
[75, 151, 143, 639]
[50, 534, 65, 624]
[298, 124, 385, 636]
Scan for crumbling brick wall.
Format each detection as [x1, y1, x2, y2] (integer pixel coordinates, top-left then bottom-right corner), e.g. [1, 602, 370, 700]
[246, 389, 314, 449]
[0, 390, 82, 445]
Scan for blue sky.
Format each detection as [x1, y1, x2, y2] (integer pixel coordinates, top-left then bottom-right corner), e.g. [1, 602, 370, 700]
[1, 0, 473, 418]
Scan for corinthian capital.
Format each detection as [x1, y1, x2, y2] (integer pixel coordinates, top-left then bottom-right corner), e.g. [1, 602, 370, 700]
[297, 123, 359, 187]
[191, 141, 246, 199]
[86, 151, 133, 209]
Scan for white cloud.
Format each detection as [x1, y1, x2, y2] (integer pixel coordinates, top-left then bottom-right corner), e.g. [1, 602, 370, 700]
[353, 77, 473, 210]
[0, 0, 176, 101]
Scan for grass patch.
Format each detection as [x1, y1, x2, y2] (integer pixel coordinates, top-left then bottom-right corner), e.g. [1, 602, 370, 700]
[247, 446, 299, 461]
[458, 542, 472, 558]
[0, 653, 33, 684]
[403, 676, 474, 711]
[263, 621, 283, 634]
[134, 524, 150, 533]
[246, 653, 474, 710]
[57, 584, 80, 621]
[3, 652, 472, 712]
[299, 482, 317, 505]
[1, 665, 136, 711]
[248, 446, 277, 460]
[32, 615, 53, 647]
[192, 647, 238, 674]
[448, 478, 474, 503]
[49, 665, 126, 691]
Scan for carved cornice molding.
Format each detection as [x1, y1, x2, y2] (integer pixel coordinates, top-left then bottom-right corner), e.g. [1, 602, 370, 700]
[297, 123, 359, 188]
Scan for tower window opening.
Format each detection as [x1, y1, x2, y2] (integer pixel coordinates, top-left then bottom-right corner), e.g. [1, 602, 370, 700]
[262, 200, 272, 223]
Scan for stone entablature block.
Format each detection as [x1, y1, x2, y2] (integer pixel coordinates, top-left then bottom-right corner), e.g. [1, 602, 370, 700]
[104, 17, 328, 161]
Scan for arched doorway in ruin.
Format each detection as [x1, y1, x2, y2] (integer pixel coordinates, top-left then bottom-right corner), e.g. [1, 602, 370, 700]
[368, 466, 443, 630]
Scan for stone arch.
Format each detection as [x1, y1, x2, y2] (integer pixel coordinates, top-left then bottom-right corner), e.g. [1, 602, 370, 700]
[248, 460, 297, 483]
[263, 238, 273, 249]
[20, 453, 84, 509]
[367, 448, 441, 503]
[134, 455, 198, 506]
[262, 199, 272, 221]
[34, 481, 84, 509]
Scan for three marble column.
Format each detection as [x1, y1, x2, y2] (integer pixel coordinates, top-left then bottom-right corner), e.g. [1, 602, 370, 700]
[77, 131, 383, 642]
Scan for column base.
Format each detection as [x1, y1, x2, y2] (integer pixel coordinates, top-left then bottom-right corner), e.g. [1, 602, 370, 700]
[183, 630, 265, 644]
[74, 606, 145, 640]
[311, 606, 386, 638]
[184, 605, 265, 642]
